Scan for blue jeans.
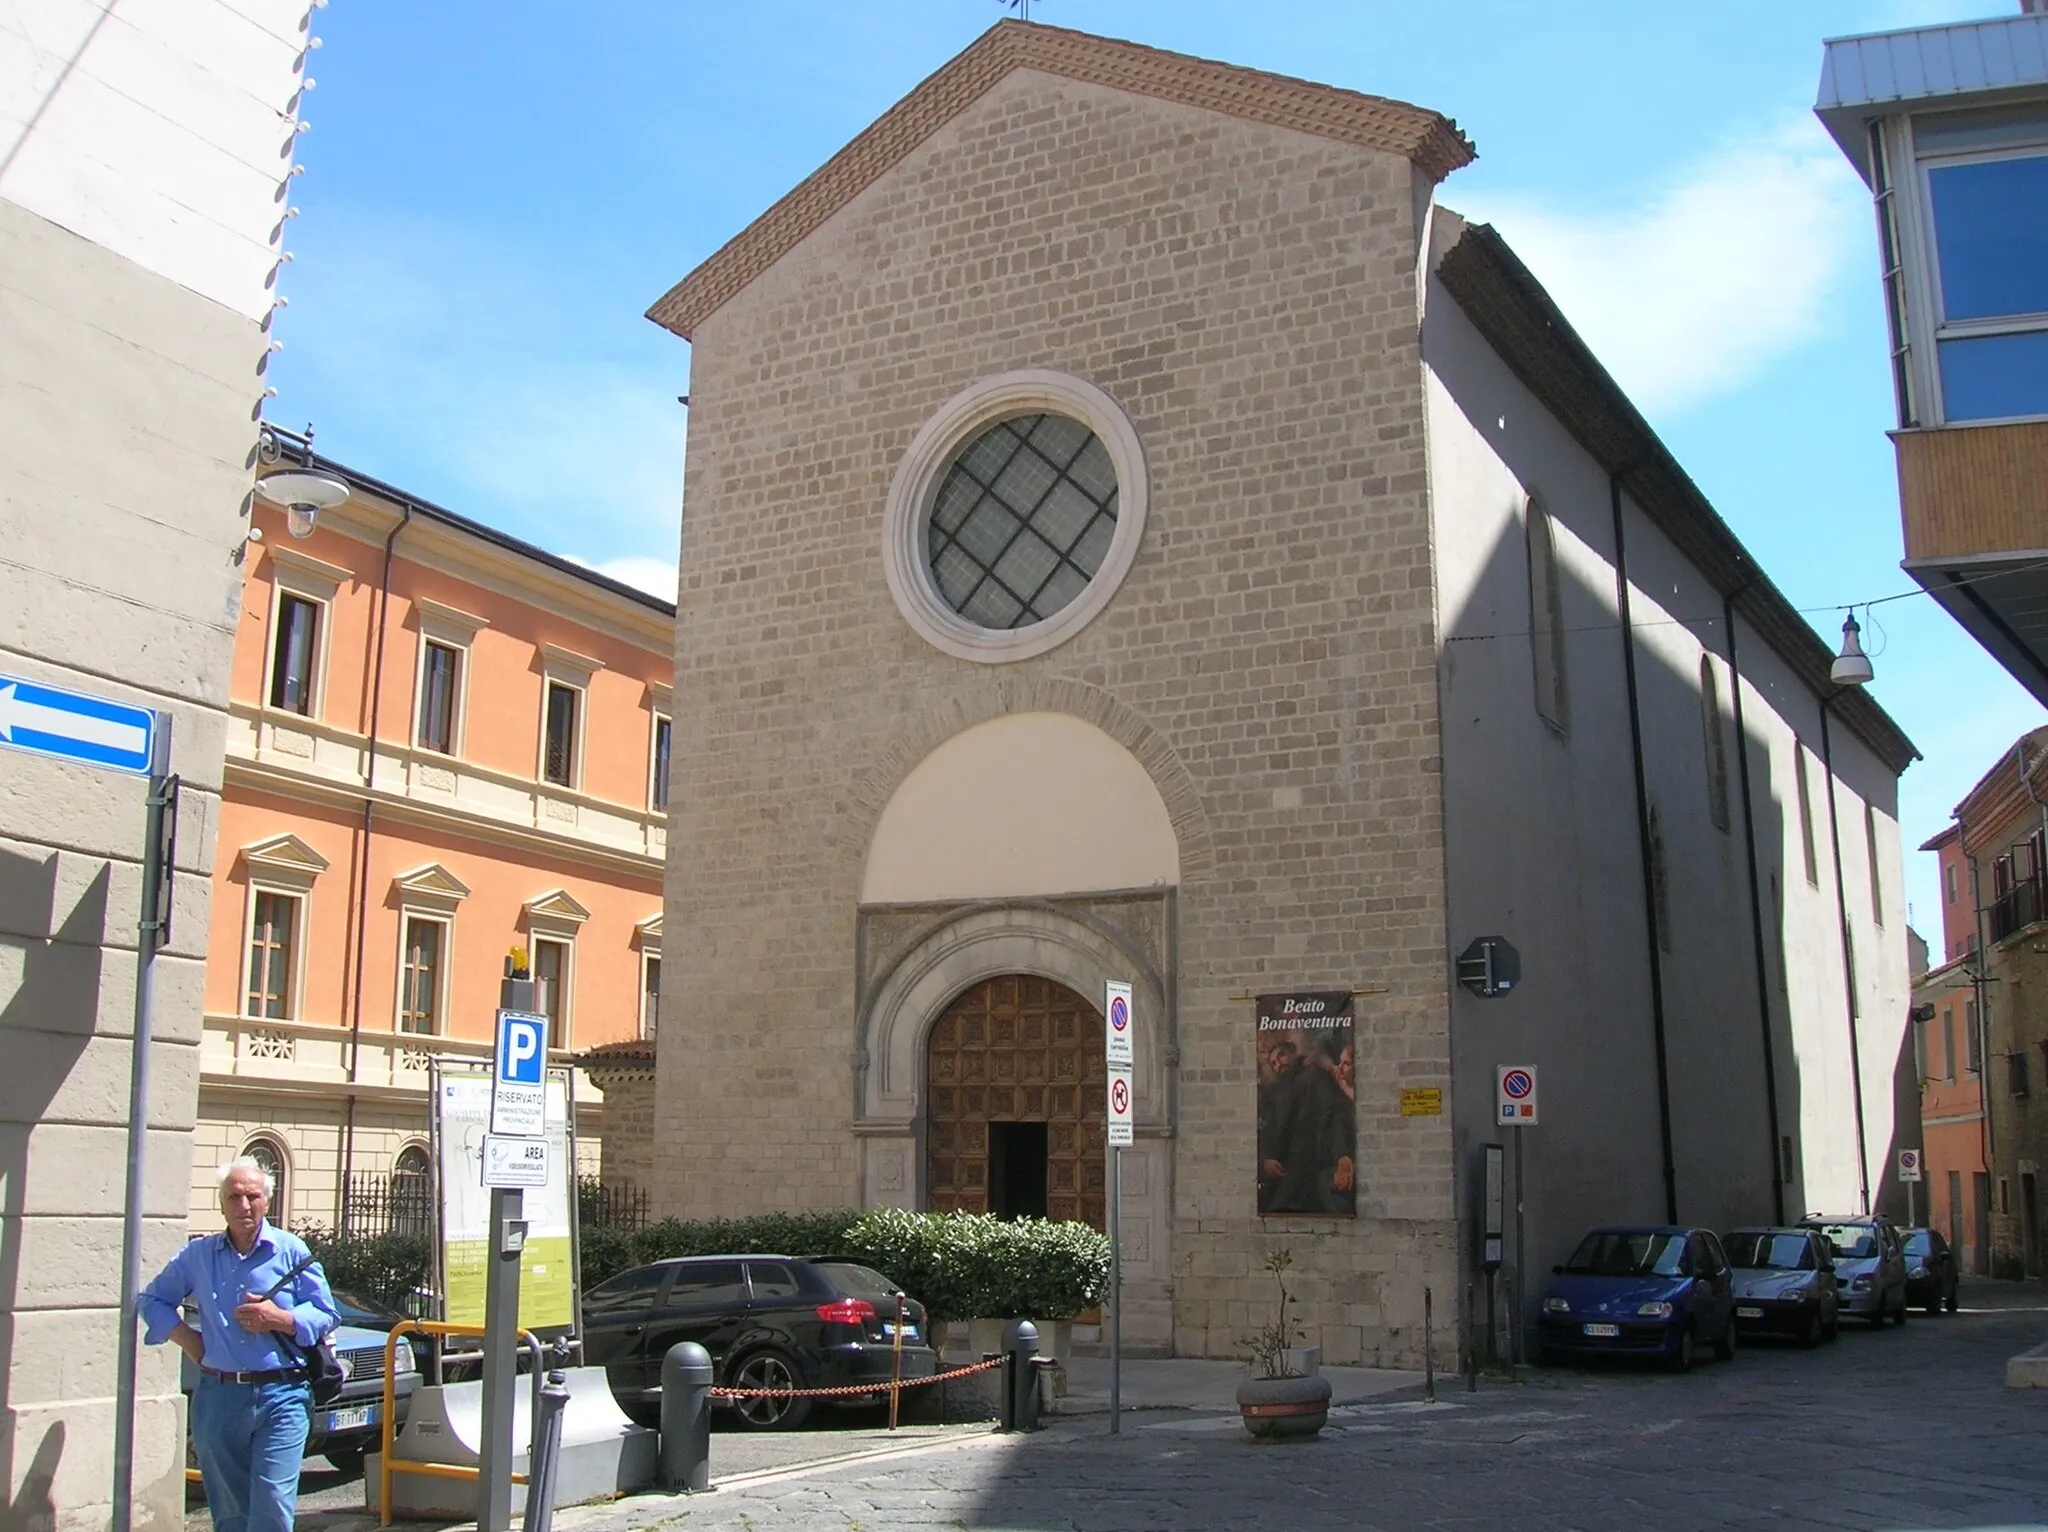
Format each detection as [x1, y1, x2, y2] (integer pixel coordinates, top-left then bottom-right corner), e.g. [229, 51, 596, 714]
[190, 1377, 309, 1532]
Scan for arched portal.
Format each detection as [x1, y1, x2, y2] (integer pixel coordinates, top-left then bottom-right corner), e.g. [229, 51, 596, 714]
[926, 974, 1106, 1228]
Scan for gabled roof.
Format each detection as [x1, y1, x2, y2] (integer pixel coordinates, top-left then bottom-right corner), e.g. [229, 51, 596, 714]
[647, 19, 1473, 341]
[241, 833, 331, 881]
[1430, 212, 1918, 776]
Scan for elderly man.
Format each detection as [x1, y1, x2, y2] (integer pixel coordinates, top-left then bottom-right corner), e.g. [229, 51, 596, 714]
[141, 1156, 339, 1532]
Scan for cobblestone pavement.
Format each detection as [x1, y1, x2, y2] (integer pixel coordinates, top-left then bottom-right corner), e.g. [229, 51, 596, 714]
[547, 1279, 2048, 1532]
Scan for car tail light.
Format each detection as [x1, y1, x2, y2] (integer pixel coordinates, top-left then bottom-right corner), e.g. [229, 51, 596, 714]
[816, 1297, 877, 1326]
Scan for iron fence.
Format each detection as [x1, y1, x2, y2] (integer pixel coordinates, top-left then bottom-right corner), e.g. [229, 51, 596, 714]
[341, 1169, 434, 1239]
[579, 1177, 649, 1232]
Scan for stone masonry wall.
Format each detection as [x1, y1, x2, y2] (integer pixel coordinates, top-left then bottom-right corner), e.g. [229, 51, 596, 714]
[657, 68, 1454, 1363]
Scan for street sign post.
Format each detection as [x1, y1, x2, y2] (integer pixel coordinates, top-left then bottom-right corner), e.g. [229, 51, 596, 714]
[43, 676, 176, 1532]
[1494, 1066, 1537, 1370]
[1899, 1148, 1923, 1227]
[483, 1135, 551, 1188]
[480, 990, 545, 1532]
[1104, 979, 1135, 1436]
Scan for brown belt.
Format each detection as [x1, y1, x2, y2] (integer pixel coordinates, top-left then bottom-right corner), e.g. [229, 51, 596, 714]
[200, 1365, 307, 1385]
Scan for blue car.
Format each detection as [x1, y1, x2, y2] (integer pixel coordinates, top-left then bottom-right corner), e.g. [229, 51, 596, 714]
[1538, 1226, 1738, 1371]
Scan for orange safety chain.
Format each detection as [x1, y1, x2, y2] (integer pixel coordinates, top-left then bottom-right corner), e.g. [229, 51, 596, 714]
[707, 1354, 1004, 1400]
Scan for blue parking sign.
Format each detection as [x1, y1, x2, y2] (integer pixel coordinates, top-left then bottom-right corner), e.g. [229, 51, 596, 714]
[492, 1010, 547, 1137]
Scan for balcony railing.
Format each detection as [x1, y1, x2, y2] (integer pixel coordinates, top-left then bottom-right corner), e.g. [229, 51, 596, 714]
[1990, 874, 2046, 943]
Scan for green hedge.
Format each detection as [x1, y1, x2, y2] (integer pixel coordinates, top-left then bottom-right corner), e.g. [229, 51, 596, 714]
[294, 1225, 432, 1315]
[300, 1207, 1112, 1325]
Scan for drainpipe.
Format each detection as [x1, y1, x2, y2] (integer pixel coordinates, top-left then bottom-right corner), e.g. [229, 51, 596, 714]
[1724, 591, 1787, 1224]
[1817, 698, 1872, 1214]
[339, 499, 413, 1231]
[1611, 473, 1679, 1223]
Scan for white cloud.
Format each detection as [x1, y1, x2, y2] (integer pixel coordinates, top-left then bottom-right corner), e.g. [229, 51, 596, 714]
[567, 553, 679, 602]
[1453, 120, 1870, 415]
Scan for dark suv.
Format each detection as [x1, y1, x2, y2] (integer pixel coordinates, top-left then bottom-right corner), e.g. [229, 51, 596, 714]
[581, 1255, 937, 1428]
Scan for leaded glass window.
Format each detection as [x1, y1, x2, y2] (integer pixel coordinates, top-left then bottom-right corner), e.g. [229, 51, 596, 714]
[926, 414, 1118, 629]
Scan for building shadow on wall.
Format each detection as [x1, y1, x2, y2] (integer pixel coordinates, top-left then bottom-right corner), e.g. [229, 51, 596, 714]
[0, 847, 106, 1522]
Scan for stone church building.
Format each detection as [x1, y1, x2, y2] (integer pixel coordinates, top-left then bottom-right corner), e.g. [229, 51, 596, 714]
[638, 21, 1917, 1362]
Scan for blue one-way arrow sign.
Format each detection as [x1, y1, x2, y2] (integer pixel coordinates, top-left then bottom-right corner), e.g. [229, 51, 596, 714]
[0, 674, 157, 775]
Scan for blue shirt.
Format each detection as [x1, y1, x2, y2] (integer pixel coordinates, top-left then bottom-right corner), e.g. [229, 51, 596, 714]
[139, 1221, 340, 1373]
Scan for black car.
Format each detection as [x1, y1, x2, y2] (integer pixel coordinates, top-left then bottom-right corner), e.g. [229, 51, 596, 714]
[1899, 1227, 1961, 1315]
[1723, 1227, 1840, 1346]
[581, 1254, 937, 1428]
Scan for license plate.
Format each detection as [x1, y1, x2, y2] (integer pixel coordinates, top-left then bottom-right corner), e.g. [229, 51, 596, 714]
[325, 1405, 375, 1432]
[1736, 1306, 1764, 1319]
[1581, 1323, 1620, 1337]
[883, 1324, 920, 1340]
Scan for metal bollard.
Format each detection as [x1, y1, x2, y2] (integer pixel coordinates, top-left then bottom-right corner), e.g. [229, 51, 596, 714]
[1423, 1287, 1435, 1404]
[659, 1342, 714, 1493]
[999, 1319, 1041, 1432]
[523, 1340, 574, 1532]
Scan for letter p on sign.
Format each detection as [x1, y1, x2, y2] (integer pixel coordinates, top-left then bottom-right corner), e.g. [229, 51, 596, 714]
[497, 1013, 545, 1086]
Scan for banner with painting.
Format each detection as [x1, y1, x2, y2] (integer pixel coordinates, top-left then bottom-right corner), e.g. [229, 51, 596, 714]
[1255, 990, 1356, 1217]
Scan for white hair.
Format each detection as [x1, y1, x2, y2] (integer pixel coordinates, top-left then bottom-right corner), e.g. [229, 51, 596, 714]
[217, 1155, 275, 1199]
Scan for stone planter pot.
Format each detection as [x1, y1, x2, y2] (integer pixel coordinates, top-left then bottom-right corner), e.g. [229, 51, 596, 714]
[1235, 1372, 1333, 1441]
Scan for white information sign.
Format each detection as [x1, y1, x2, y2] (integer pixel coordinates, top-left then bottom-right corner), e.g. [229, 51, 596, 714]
[1105, 980, 1133, 1067]
[482, 1134, 551, 1188]
[1898, 1148, 1923, 1183]
[1107, 1060, 1134, 1146]
[436, 1069, 574, 1329]
[1496, 1065, 1538, 1126]
[491, 1009, 548, 1137]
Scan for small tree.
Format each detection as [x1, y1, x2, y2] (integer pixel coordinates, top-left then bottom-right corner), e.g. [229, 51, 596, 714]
[1241, 1248, 1306, 1380]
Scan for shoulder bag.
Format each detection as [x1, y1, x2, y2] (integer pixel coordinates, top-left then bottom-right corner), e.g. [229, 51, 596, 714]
[260, 1253, 348, 1406]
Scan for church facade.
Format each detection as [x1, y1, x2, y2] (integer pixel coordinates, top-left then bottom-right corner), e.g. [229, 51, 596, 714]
[643, 21, 1916, 1362]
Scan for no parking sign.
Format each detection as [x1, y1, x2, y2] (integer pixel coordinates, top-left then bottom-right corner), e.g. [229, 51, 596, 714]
[1898, 1148, 1923, 1183]
[1496, 1065, 1538, 1126]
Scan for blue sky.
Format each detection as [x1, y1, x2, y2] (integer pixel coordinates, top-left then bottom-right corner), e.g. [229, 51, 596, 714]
[270, 0, 2043, 933]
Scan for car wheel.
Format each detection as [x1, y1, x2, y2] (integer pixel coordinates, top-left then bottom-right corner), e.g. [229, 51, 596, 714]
[728, 1350, 813, 1431]
[322, 1445, 365, 1479]
[1712, 1317, 1735, 1363]
[1668, 1324, 1696, 1373]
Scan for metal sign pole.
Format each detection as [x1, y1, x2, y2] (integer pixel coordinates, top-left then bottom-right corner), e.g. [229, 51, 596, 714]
[1108, 1143, 1122, 1435]
[1513, 1130, 1526, 1368]
[478, 1184, 525, 1532]
[112, 716, 173, 1532]
[479, 973, 539, 1532]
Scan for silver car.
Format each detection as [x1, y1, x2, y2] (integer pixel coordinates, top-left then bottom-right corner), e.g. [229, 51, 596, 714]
[1724, 1227, 1840, 1346]
[1801, 1214, 1908, 1327]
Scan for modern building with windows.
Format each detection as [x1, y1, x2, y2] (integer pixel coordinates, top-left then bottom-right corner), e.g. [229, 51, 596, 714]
[190, 428, 672, 1234]
[1817, 2, 2048, 702]
[638, 20, 1917, 1363]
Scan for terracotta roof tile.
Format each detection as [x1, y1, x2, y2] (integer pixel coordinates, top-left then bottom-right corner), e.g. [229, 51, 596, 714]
[647, 20, 1473, 340]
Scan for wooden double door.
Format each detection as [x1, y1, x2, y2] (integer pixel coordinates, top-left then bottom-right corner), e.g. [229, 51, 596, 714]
[925, 975, 1106, 1229]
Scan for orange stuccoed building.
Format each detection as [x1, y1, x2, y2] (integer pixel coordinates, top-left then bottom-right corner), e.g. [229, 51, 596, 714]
[191, 427, 672, 1234]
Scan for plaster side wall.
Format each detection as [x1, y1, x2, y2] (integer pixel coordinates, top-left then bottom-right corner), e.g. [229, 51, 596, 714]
[660, 70, 1453, 1365]
[0, 206, 268, 1532]
[1424, 271, 1909, 1307]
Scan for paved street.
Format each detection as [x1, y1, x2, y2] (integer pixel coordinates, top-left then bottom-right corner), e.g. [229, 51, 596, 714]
[206, 1280, 2048, 1532]
[546, 1279, 2048, 1532]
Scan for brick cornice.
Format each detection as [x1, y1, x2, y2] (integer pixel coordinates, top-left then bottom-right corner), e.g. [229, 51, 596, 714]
[646, 19, 1473, 341]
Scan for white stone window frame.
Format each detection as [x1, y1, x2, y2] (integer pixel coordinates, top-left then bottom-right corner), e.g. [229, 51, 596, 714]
[240, 1132, 293, 1222]
[412, 598, 488, 758]
[647, 682, 674, 814]
[392, 863, 469, 1036]
[238, 834, 329, 1023]
[635, 912, 662, 1041]
[883, 370, 1150, 664]
[537, 643, 602, 791]
[524, 889, 590, 1051]
[262, 546, 348, 722]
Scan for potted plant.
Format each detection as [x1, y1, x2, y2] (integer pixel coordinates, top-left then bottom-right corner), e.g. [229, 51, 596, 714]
[1235, 1249, 1332, 1441]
